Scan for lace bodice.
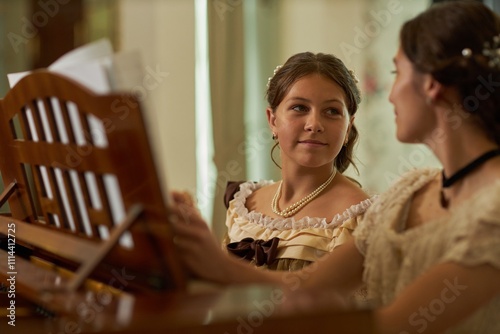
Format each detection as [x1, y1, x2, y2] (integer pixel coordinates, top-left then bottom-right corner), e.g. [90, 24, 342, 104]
[354, 168, 500, 333]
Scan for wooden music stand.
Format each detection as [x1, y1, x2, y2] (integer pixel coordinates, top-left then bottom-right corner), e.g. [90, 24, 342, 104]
[0, 70, 185, 301]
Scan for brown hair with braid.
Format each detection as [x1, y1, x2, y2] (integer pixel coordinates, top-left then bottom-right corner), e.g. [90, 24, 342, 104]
[266, 52, 361, 174]
[400, 0, 500, 145]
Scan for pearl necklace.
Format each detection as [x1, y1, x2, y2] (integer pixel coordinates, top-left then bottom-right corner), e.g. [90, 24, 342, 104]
[272, 169, 337, 218]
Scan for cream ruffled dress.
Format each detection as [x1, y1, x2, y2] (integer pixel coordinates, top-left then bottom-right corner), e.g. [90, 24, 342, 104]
[223, 180, 374, 271]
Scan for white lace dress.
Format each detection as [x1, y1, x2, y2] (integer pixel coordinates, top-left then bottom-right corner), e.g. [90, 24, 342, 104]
[353, 168, 500, 333]
[224, 180, 374, 271]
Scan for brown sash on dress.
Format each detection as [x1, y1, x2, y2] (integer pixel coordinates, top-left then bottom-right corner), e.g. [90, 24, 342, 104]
[227, 237, 280, 266]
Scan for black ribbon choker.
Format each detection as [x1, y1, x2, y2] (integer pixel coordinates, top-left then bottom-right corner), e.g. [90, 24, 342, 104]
[440, 148, 500, 207]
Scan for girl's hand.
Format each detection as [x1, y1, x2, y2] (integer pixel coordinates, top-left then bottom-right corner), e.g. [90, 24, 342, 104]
[170, 190, 197, 210]
[168, 195, 230, 283]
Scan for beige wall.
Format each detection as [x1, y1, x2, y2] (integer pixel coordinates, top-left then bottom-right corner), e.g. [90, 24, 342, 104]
[116, 0, 436, 202]
[278, 0, 365, 66]
[118, 0, 196, 196]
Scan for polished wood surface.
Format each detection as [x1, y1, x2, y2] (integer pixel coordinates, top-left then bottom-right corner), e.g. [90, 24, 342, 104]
[1, 283, 375, 334]
[0, 247, 375, 333]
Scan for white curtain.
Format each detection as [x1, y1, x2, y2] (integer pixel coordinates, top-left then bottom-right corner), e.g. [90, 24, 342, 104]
[207, 1, 247, 239]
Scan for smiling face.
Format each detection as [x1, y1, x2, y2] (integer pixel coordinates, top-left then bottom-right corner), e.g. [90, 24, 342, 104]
[267, 73, 353, 169]
[389, 48, 437, 143]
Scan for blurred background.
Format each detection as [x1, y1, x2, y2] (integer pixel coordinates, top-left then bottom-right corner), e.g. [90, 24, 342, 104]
[0, 0, 498, 238]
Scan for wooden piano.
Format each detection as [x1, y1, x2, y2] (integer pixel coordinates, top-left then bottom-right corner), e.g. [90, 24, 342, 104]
[0, 71, 375, 333]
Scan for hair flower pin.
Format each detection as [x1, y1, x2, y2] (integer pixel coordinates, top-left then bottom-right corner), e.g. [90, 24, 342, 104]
[267, 65, 282, 89]
[482, 34, 500, 69]
[348, 69, 360, 84]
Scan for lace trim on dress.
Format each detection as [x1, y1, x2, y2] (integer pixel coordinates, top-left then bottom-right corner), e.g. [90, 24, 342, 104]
[229, 180, 375, 231]
[353, 168, 440, 254]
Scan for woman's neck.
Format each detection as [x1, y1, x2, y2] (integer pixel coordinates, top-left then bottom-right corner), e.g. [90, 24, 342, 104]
[426, 116, 500, 205]
[430, 129, 498, 178]
[423, 104, 496, 173]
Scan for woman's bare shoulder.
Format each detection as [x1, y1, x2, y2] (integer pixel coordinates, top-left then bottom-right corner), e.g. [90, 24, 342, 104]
[336, 174, 371, 204]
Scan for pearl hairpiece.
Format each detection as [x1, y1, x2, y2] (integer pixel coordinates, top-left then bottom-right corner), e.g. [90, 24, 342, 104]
[482, 34, 500, 69]
[349, 69, 360, 84]
[461, 34, 500, 69]
[267, 65, 282, 89]
[462, 48, 472, 58]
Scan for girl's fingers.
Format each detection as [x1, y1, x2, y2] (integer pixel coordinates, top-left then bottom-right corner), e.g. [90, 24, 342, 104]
[171, 191, 197, 208]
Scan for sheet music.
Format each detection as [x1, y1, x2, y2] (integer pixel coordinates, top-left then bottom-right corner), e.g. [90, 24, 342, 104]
[8, 39, 113, 94]
[5, 39, 170, 242]
[48, 38, 113, 71]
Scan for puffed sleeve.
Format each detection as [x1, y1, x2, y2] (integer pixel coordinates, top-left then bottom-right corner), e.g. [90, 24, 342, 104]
[441, 196, 500, 269]
[327, 196, 377, 251]
[353, 197, 382, 255]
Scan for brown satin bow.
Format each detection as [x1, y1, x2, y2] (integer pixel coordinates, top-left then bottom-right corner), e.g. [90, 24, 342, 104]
[226, 237, 280, 266]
